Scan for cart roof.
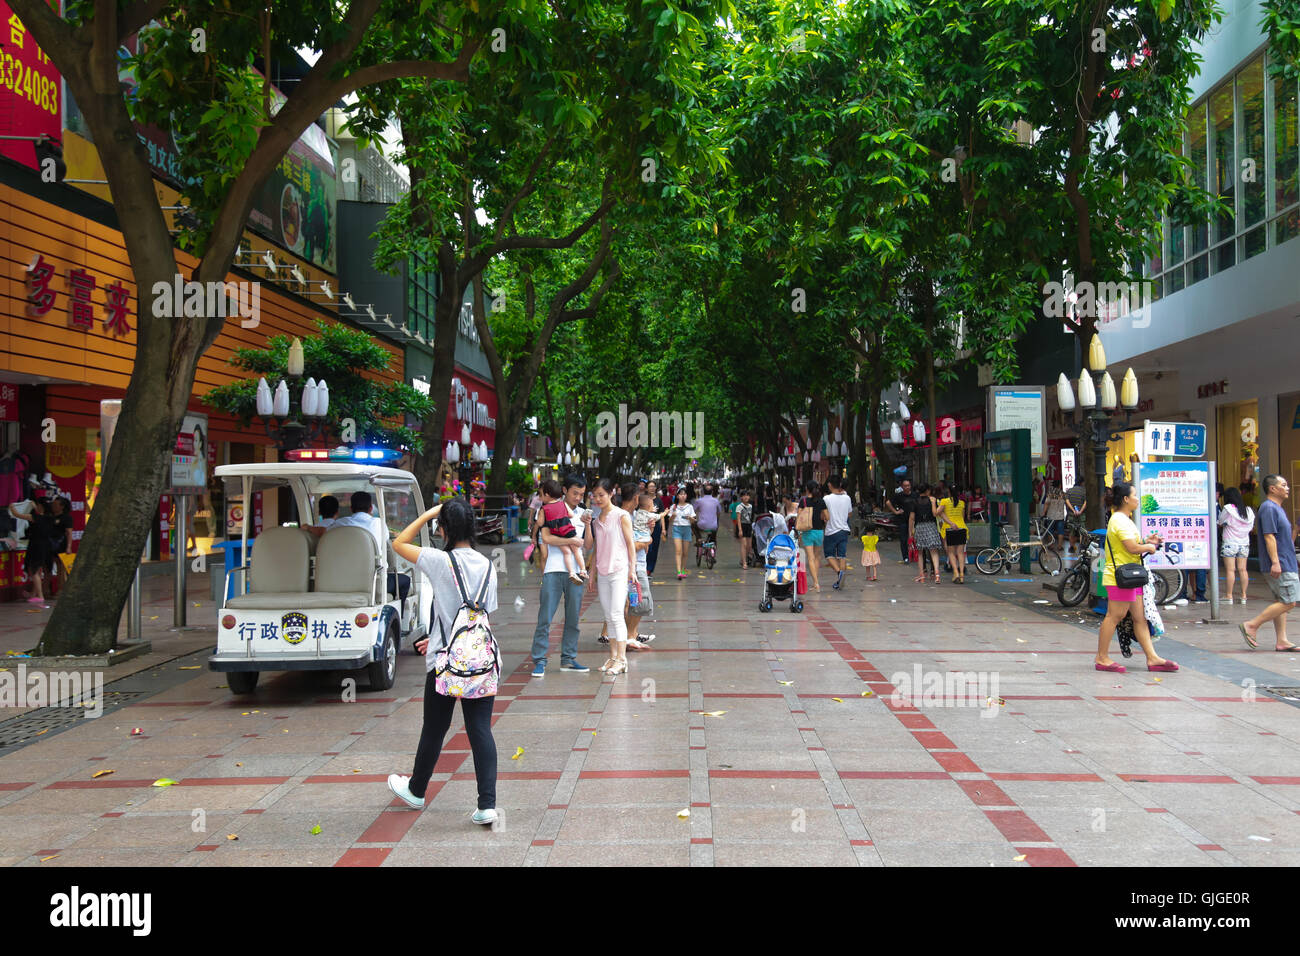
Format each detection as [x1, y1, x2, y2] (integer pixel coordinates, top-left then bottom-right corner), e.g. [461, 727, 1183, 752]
[215, 463, 418, 482]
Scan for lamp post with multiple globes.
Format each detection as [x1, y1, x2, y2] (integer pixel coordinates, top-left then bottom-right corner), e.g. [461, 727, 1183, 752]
[254, 337, 330, 453]
[1054, 333, 1140, 527]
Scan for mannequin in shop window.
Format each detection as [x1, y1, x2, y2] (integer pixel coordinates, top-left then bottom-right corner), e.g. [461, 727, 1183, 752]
[1112, 455, 1126, 485]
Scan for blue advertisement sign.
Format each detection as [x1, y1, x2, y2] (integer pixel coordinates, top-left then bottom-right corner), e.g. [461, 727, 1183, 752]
[1145, 420, 1206, 458]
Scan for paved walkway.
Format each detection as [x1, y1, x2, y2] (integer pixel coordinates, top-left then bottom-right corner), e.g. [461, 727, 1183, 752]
[2, 538, 1300, 867]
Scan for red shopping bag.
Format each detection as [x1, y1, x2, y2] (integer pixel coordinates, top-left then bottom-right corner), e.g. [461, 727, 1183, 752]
[907, 537, 918, 563]
[796, 567, 808, 595]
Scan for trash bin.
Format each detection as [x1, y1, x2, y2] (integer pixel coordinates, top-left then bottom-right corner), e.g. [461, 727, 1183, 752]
[216, 539, 253, 600]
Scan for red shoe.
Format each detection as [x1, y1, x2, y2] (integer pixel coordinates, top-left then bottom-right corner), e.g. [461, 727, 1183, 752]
[1094, 661, 1126, 673]
[1147, 660, 1179, 672]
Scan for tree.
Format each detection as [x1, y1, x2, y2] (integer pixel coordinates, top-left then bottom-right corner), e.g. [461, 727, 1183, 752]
[15, 0, 489, 652]
[201, 321, 433, 450]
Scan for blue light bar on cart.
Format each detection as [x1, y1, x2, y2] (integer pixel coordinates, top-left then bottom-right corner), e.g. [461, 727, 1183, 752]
[285, 447, 402, 463]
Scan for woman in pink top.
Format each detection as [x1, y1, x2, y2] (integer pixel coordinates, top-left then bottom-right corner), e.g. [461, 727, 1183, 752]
[1218, 486, 1255, 604]
[589, 478, 637, 676]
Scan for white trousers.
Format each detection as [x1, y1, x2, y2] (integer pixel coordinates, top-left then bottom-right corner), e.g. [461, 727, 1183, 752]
[597, 571, 629, 642]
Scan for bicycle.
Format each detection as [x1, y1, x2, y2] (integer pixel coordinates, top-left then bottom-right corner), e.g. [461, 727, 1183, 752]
[695, 528, 717, 569]
[975, 523, 1063, 575]
[1056, 531, 1184, 606]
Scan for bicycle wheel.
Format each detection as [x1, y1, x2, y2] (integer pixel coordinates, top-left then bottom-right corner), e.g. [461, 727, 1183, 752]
[1057, 565, 1091, 606]
[1036, 545, 1062, 575]
[975, 548, 1004, 574]
[1151, 568, 1183, 605]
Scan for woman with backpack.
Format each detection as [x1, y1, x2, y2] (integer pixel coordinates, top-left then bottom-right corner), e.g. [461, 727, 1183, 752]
[387, 497, 500, 824]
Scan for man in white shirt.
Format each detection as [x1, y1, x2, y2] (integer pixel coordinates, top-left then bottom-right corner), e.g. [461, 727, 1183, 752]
[530, 474, 592, 678]
[331, 491, 388, 554]
[823, 474, 854, 590]
[318, 495, 340, 528]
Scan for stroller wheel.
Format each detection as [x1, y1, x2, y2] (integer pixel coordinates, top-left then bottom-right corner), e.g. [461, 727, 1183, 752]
[758, 600, 770, 613]
[792, 602, 803, 613]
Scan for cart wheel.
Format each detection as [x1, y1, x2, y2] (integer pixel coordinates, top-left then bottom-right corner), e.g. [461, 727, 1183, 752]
[227, 671, 259, 695]
[366, 622, 399, 691]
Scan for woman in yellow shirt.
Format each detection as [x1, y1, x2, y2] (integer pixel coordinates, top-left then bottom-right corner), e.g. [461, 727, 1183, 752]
[1097, 481, 1178, 674]
[938, 485, 968, 584]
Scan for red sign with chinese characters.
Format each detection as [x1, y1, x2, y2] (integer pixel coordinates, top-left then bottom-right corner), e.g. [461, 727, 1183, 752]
[22, 255, 132, 337]
[0, 383, 18, 422]
[0, 0, 62, 171]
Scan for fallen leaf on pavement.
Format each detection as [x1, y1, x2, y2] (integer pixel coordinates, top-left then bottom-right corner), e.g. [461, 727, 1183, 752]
[226, 834, 238, 841]
[91, 769, 115, 778]
[861, 690, 874, 697]
[40, 855, 57, 862]
[777, 680, 793, 686]
[512, 747, 524, 760]
[152, 778, 178, 787]
[1013, 854, 1026, 862]
[831, 698, 844, 703]
[235, 763, 243, 767]
[178, 666, 200, 670]
[696, 711, 727, 717]
[309, 824, 322, 835]
[677, 808, 690, 819]
[1015, 638, 1027, 643]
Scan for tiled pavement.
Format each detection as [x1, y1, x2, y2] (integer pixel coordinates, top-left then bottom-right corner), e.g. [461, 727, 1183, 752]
[3, 541, 1300, 867]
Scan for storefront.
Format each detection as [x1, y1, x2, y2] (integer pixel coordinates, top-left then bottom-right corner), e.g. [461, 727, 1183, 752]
[2, 180, 403, 597]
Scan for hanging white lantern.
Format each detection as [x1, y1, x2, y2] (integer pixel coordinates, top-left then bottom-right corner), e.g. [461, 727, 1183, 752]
[272, 380, 289, 418]
[912, 419, 926, 444]
[316, 380, 329, 417]
[889, 422, 903, 444]
[255, 378, 273, 417]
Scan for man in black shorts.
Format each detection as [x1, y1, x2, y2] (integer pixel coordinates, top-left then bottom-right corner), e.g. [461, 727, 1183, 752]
[886, 479, 915, 563]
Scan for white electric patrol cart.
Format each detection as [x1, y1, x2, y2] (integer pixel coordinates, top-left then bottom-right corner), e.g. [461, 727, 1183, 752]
[208, 457, 433, 695]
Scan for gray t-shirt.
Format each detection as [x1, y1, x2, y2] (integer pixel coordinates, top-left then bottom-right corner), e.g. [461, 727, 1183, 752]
[1258, 500, 1297, 573]
[416, 547, 498, 665]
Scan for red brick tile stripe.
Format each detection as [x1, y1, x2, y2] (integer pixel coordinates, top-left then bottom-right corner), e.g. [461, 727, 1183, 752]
[801, 608, 1077, 867]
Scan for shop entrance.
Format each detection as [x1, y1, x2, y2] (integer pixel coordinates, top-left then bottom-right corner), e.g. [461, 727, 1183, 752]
[1217, 399, 1262, 510]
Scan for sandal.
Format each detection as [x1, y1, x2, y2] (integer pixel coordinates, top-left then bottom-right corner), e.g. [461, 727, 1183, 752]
[1276, 645, 1300, 652]
[1239, 623, 1258, 649]
[597, 658, 616, 672]
[1094, 661, 1126, 673]
[606, 660, 627, 676]
[1147, 660, 1179, 672]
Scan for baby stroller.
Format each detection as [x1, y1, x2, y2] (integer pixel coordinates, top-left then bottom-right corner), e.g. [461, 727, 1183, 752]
[760, 525, 804, 613]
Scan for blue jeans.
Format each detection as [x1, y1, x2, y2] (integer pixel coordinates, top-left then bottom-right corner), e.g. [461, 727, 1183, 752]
[1180, 569, 1207, 601]
[531, 571, 583, 666]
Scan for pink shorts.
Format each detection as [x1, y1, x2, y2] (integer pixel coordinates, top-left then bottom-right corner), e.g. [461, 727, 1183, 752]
[1105, 585, 1142, 602]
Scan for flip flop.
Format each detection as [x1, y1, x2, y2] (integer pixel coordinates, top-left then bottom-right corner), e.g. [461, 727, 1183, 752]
[1094, 661, 1126, 673]
[1147, 661, 1179, 672]
[1239, 623, 1258, 648]
[1276, 645, 1300, 652]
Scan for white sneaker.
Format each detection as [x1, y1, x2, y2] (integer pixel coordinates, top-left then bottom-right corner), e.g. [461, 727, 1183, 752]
[471, 808, 498, 825]
[387, 774, 424, 810]
[639, 633, 656, 644]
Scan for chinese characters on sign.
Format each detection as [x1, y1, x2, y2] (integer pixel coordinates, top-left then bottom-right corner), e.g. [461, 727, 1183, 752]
[235, 618, 358, 642]
[0, 0, 63, 171]
[22, 256, 132, 337]
[0, 384, 18, 422]
[1135, 462, 1211, 570]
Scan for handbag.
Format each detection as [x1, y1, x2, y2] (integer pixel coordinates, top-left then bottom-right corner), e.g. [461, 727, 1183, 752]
[1105, 533, 1149, 589]
[795, 501, 813, 533]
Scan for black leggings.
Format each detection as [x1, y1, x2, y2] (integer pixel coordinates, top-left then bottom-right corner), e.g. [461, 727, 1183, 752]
[408, 671, 497, 809]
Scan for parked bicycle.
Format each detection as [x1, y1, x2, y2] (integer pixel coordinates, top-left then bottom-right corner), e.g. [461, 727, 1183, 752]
[975, 522, 1062, 575]
[1056, 529, 1185, 606]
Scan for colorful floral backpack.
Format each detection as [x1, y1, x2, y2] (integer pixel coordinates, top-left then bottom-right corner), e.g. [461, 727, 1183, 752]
[434, 554, 500, 698]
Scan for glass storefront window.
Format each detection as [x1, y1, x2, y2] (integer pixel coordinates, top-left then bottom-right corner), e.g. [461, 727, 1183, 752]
[1275, 72, 1299, 215]
[1189, 103, 1210, 256]
[1239, 57, 1265, 228]
[1211, 84, 1235, 246]
[1279, 393, 1300, 529]
[1217, 400, 1262, 510]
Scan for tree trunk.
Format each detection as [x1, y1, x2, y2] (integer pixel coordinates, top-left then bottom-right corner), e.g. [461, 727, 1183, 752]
[411, 246, 459, 498]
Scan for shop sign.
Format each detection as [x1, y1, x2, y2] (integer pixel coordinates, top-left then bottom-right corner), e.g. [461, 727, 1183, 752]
[0, 384, 18, 422]
[1135, 462, 1211, 571]
[451, 376, 496, 431]
[1196, 379, 1229, 399]
[0, 0, 62, 172]
[1060, 448, 1076, 490]
[23, 255, 133, 337]
[960, 415, 984, 450]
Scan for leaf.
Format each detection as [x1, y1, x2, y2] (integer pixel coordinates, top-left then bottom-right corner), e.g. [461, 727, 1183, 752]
[677, 808, 691, 818]
[697, 710, 727, 717]
[152, 778, 179, 787]
[178, 666, 200, 670]
[861, 690, 874, 697]
[777, 680, 793, 686]
[91, 769, 115, 778]
[40, 855, 57, 862]
[831, 698, 844, 703]
[512, 747, 525, 760]
[226, 834, 239, 841]
[309, 824, 322, 835]
[1013, 854, 1027, 862]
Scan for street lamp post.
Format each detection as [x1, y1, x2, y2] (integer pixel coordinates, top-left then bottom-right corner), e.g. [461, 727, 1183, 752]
[1055, 334, 1140, 525]
[255, 337, 330, 453]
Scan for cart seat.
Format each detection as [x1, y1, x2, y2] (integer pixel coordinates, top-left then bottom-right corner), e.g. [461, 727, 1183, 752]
[313, 525, 381, 606]
[224, 527, 309, 610]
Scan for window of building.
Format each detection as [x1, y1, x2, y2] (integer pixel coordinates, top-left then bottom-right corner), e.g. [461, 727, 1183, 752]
[1274, 67, 1299, 246]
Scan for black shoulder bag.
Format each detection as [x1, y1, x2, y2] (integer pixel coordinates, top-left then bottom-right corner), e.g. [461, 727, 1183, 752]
[1106, 533, 1149, 589]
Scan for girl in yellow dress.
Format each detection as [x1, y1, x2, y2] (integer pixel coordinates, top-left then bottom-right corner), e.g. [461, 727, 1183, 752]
[860, 531, 880, 581]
